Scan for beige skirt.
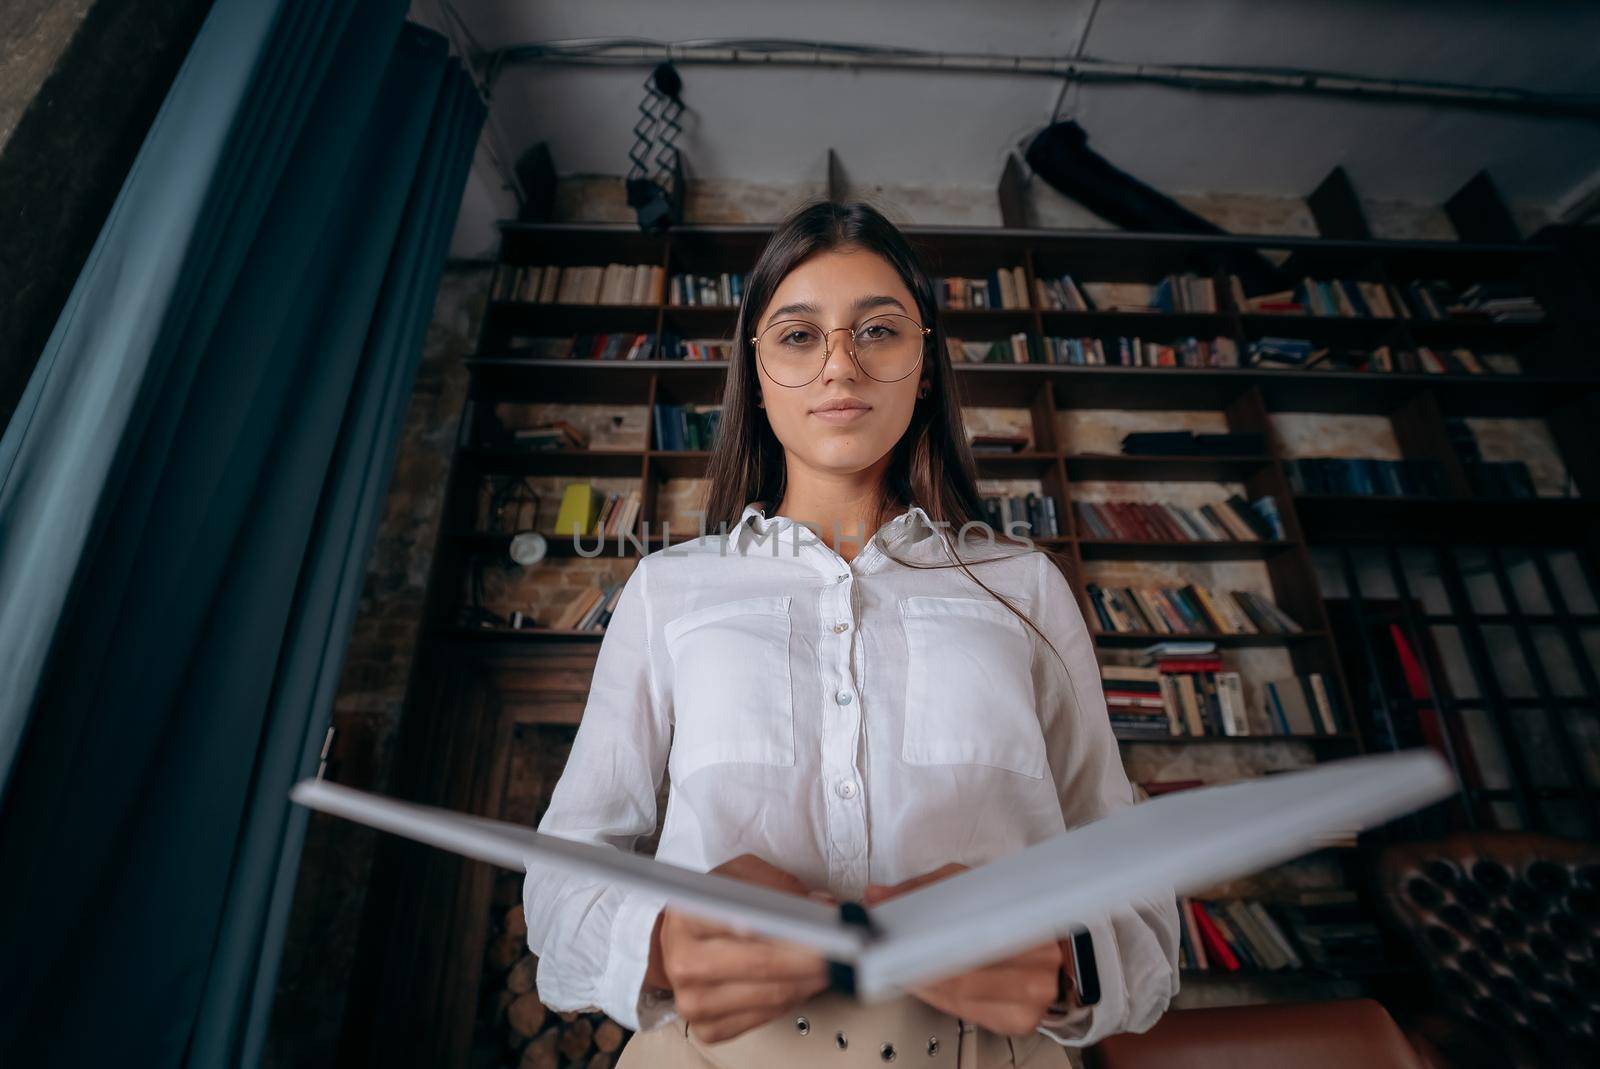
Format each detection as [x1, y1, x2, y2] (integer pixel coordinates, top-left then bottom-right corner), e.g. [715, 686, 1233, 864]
[616, 989, 1075, 1069]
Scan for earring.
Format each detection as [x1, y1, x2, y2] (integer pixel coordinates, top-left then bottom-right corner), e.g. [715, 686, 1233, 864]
[916, 382, 930, 399]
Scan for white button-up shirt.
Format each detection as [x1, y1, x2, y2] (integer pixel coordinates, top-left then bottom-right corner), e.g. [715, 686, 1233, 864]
[523, 501, 1181, 1046]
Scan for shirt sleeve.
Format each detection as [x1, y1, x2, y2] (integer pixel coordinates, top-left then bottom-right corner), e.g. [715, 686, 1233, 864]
[1027, 551, 1182, 1048]
[521, 557, 683, 1034]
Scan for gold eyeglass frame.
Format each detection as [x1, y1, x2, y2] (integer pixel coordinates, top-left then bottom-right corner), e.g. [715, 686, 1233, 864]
[750, 313, 931, 387]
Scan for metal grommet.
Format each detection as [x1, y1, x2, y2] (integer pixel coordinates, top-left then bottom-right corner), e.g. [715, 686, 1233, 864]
[836, 1030, 848, 1049]
[881, 1041, 898, 1061]
[927, 1036, 940, 1055]
[795, 1015, 809, 1035]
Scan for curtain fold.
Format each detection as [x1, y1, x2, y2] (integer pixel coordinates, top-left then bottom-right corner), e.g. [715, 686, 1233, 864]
[0, 0, 485, 1063]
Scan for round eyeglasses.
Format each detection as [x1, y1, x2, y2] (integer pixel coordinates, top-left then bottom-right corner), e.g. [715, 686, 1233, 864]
[752, 313, 930, 388]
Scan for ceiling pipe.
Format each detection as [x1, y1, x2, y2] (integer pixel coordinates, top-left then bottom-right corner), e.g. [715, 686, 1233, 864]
[483, 38, 1600, 122]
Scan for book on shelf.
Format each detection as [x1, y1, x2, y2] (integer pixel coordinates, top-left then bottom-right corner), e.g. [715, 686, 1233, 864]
[944, 333, 1038, 363]
[548, 580, 625, 631]
[1035, 273, 1089, 311]
[508, 418, 590, 451]
[507, 332, 657, 361]
[1445, 417, 1541, 499]
[652, 403, 722, 451]
[1322, 607, 1484, 792]
[1231, 273, 1545, 323]
[1231, 274, 1402, 319]
[1282, 457, 1447, 497]
[669, 271, 745, 307]
[1270, 890, 1388, 974]
[1138, 639, 1218, 659]
[935, 266, 1030, 310]
[661, 335, 735, 361]
[978, 490, 1060, 537]
[1102, 660, 1247, 739]
[1119, 430, 1266, 456]
[1455, 281, 1545, 322]
[1086, 583, 1302, 636]
[1245, 337, 1322, 368]
[1262, 674, 1344, 735]
[1250, 496, 1285, 539]
[1043, 335, 1238, 368]
[1103, 656, 1333, 740]
[1248, 342, 1523, 377]
[968, 432, 1032, 453]
[553, 484, 642, 539]
[1035, 273, 1217, 314]
[1407, 279, 1545, 323]
[491, 263, 664, 305]
[1074, 494, 1280, 542]
[1178, 898, 1305, 974]
[1382, 620, 1485, 789]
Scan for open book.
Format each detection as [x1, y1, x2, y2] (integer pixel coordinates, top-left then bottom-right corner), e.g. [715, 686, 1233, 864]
[290, 749, 1452, 1001]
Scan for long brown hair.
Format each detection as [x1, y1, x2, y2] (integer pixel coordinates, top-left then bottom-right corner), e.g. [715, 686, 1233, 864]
[701, 197, 1074, 672]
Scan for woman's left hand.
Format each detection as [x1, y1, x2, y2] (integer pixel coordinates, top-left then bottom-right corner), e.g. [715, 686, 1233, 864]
[861, 862, 1069, 1037]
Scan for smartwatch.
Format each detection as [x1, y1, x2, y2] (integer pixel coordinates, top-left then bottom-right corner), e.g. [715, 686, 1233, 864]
[1069, 927, 1101, 1006]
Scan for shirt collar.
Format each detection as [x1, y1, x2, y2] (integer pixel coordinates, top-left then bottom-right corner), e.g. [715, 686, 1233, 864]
[735, 500, 938, 559]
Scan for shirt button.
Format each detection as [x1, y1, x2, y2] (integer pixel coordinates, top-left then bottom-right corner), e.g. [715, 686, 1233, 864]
[835, 690, 853, 705]
[833, 622, 849, 633]
[836, 779, 858, 799]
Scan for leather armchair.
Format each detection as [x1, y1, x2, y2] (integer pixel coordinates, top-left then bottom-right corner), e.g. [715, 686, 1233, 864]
[1376, 831, 1600, 1066]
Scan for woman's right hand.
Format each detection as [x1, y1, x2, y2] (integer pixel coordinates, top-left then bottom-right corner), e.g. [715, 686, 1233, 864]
[652, 853, 834, 1043]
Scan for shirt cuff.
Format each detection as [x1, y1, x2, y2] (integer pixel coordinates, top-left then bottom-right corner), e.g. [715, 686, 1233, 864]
[1036, 998, 1097, 1045]
[598, 890, 678, 1034]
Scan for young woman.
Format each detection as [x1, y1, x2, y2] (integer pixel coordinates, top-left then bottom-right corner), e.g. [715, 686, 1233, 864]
[523, 200, 1181, 1067]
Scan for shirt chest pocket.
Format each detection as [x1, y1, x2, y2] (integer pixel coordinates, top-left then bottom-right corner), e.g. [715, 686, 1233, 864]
[898, 595, 1047, 779]
[664, 594, 795, 778]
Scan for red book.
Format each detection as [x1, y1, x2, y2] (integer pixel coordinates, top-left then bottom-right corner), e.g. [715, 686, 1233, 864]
[1112, 502, 1147, 540]
[1143, 503, 1183, 541]
[1190, 902, 1241, 971]
[1126, 502, 1161, 541]
[1390, 623, 1481, 786]
[1155, 658, 1224, 672]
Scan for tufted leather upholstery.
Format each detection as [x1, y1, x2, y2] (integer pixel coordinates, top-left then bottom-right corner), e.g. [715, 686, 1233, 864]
[1083, 998, 1429, 1069]
[1376, 831, 1600, 1063]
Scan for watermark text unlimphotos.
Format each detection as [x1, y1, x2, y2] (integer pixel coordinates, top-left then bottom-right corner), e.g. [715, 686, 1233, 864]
[561, 512, 1035, 558]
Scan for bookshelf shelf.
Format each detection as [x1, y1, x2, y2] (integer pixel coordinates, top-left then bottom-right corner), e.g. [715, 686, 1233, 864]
[464, 356, 1598, 418]
[972, 451, 1062, 476]
[1078, 539, 1300, 562]
[1092, 630, 1327, 648]
[1064, 453, 1273, 481]
[462, 447, 646, 477]
[1040, 310, 1231, 329]
[938, 306, 1036, 320]
[1116, 733, 1357, 745]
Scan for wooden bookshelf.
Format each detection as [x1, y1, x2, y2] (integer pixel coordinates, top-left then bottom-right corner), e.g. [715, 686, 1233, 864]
[388, 221, 1598, 1046]
[448, 219, 1599, 730]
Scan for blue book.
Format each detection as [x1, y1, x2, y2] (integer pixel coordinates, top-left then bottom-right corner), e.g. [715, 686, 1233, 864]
[1265, 683, 1292, 734]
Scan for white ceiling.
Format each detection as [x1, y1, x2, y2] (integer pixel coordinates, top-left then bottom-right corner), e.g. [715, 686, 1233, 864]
[424, 0, 1600, 255]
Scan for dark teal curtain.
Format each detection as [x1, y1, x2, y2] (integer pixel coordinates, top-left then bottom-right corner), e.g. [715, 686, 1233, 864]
[0, 0, 484, 1063]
